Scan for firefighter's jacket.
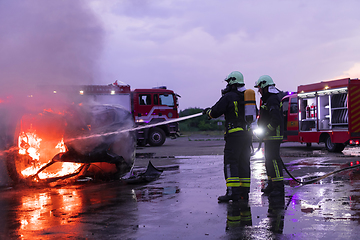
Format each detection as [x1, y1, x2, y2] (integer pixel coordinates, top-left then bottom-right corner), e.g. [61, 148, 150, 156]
[206, 88, 247, 135]
[258, 92, 284, 141]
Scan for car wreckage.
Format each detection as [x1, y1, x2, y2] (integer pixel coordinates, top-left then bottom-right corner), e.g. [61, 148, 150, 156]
[2, 102, 140, 185]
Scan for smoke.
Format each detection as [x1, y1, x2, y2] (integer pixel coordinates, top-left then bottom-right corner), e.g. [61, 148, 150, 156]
[0, 0, 105, 185]
[0, 0, 104, 98]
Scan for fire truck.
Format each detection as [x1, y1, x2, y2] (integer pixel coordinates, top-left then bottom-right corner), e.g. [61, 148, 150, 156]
[131, 87, 180, 146]
[282, 78, 360, 152]
[73, 82, 180, 147]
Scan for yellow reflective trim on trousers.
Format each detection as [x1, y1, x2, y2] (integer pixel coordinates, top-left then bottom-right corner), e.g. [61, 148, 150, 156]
[226, 177, 240, 187]
[227, 183, 241, 187]
[239, 178, 250, 181]
[228, 127, 244, 133]
[272, 177, 284, 182]
[273, 160, 281, 178]
[239, 178, 251, 187]
[241, 216, 252, 221]
[227, 216, 241, 221]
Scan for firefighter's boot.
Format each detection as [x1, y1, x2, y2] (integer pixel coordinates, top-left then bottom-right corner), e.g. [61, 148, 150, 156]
[269, 181, 284, 197]
[218, 188, 241, 203]
[261, 179, 273, 195]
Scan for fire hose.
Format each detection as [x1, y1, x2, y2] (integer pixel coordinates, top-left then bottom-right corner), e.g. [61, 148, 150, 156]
[281, 159, 360, 185]
[252, 136, 360, 185]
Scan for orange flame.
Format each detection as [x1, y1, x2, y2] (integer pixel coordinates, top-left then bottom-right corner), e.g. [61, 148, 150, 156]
[18, 130, 82, 180]
[18, 130, 42, 160]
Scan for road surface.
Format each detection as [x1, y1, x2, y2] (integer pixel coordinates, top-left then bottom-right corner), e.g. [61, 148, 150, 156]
[1, 133, 360, 239]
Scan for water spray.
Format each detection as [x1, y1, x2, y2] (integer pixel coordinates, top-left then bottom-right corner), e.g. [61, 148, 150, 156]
[66, 112, 204, 142]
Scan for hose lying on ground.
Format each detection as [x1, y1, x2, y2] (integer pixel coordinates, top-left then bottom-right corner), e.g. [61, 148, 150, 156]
[252, 137, 360, 185]
[281, 160, 360, 185]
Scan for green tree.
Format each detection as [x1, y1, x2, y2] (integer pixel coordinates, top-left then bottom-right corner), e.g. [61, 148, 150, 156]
[179, 107, 224, 131]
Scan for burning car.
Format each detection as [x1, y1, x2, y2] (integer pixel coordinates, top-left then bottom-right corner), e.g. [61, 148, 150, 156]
[4, 103, 135, 185]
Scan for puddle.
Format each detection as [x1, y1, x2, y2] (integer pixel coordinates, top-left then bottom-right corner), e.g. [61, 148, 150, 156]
[134, 185, 180, 202]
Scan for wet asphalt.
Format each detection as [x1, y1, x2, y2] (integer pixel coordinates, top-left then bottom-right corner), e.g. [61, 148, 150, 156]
[1, 135, 360, 239]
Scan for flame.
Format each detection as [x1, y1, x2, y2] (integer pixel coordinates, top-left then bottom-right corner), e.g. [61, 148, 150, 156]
[18, 130, 42, 160]
[55, 138, 67, 153]
[18, 130, 82, 180]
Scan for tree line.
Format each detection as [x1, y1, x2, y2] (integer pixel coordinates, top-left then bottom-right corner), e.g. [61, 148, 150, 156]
[179, 107, 224, 131]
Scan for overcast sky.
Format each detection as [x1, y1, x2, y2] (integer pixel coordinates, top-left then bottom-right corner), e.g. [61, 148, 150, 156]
[90, 0, 360, 110]
[2, 0, 360, 110]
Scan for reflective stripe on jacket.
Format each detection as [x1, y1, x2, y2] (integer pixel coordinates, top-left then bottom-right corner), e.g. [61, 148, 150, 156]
[207, 89, 247, 135]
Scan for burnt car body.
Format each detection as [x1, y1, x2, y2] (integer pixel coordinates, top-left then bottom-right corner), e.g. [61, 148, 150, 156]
[3, 102, 136, 185]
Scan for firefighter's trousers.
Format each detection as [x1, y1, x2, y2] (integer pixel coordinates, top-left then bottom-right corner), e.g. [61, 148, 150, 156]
[226, 202, 252, 229]
[264, 140, 284, 190]
[223, 131, 252, 197]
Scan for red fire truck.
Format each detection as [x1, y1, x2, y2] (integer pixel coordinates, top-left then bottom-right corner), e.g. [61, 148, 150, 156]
[48, 82, 180, 147]
[131, 87, 180, 146]
[282, 78, 360, 152]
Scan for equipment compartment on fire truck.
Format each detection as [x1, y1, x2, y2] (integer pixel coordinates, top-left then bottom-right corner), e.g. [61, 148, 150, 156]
[298, 85, 349, 132]
[282, 78, 360, 152]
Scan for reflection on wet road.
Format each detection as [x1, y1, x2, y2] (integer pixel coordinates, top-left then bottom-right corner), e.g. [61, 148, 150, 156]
[1, 149, 360, 239]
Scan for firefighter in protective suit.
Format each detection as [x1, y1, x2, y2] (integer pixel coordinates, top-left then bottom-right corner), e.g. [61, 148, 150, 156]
[254, 75, 285, 197]
[204, 71, 255, 202]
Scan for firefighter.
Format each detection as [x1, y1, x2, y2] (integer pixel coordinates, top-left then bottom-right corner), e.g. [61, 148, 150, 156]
[254, 75, 285, 197]
[203, 71, 254, 202]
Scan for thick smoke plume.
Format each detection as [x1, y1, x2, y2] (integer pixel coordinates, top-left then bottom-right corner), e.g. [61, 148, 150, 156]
[0, 0, 104, 99]
[0, 0, 105, 185]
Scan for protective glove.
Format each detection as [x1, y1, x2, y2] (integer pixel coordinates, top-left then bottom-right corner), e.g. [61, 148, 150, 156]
[202, 107, 212, 120]
[203, 107, 211, 115]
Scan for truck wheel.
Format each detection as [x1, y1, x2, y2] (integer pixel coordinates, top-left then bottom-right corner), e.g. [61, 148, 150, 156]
[148, 127, 166, 146]
[325, 136, 345, 152]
